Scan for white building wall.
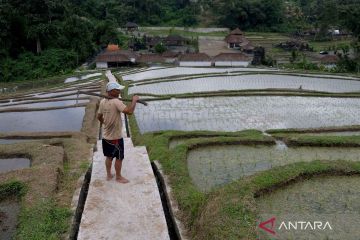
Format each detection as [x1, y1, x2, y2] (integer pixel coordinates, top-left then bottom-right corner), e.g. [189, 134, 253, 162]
[215, 61, 250, 67]
[96, 62, 108, 68]
[179, 61, 212, 67]
[164, 58, 176, 64]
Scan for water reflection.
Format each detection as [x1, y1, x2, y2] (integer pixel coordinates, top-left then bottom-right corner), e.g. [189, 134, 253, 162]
[187, 145, 360, 191]
[0, 158, 31, 173]
[0, 107, 85, 132]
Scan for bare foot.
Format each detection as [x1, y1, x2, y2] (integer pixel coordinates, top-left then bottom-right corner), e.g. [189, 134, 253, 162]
[106, 174, 114, 181]
[116, 176, 129, 184]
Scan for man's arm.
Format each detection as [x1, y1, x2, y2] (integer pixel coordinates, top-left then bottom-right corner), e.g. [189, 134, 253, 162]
[122, 95, 140, 115]
[97, 113, 104, 124]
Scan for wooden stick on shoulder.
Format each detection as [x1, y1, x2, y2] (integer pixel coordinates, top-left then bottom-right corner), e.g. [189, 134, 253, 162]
[77, 90, 148, 106]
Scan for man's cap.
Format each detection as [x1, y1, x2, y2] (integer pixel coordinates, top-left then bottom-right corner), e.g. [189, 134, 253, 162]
[106, 82, 125, 92]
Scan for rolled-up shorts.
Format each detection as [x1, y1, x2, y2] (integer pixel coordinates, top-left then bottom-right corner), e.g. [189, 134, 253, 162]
[102, 138, 124, 160]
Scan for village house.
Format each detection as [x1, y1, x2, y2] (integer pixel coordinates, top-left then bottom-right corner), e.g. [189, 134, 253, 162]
[164, 35, 189, 53]
[319, 55, 339, 69]
[162, 51, 180, 63]
[125, 22, 139, 32]
[137, 54, 166, 64]
[179, 53, 212, 67]
[213, 53, 252, 67]
[96, 44, 138, 68]
[225, 28, 253, 52]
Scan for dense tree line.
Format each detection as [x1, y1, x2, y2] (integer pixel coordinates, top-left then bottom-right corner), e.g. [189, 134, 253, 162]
[0, 0, 198, 82]
[201, 0, 360, 33]
[1, 0, 360, 82]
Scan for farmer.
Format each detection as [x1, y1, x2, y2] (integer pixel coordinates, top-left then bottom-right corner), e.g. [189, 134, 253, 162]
[97, 82, 139, 183]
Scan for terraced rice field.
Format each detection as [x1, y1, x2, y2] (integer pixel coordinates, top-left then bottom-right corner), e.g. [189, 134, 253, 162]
[257, 176, 360, 240]
[64, 72, 102, 83]
[129, 74, 360, 95]
[134, 96, 360, 133]
[187, 145, 360, 191]
[0, 107, 86, 132]
[122, 67, 277, 81]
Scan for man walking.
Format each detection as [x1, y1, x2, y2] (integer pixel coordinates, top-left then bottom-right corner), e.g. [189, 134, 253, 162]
[97, 82, 139, 183]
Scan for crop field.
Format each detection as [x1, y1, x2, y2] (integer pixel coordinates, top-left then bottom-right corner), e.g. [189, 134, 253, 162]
[125, 66, 360, 239]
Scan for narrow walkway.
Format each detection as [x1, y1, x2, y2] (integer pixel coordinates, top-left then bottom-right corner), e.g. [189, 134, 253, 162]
[78, 137, 170, 240]
[78, 70, 169, 239]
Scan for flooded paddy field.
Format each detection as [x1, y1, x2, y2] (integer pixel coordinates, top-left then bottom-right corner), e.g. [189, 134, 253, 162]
[304, 131, 360, 136]
[0, 198, 21, 240]
[0, 107, 86, 132]
[0, 158, 30, 173]
[64, 72, 102, 83]
[134, 96, 360, 133]
[0, 99, 89, 110]
[129, 74, 360, 95]
[122, 67, 277, 81]
[187, 144, 360, 191]
[0, 139, 40, 145]
[257, 176, 360, 240]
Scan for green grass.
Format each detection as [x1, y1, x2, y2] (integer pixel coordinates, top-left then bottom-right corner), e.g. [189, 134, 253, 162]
[16, 200, 72, 240]
[0, 181, 27, 201]
[309, 39, 353, 52]
[0, 181, 71, 240]
[273, 134, 360, 147]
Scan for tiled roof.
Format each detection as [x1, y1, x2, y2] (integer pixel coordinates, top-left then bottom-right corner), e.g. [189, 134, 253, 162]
[225, 34, 247, 44]
[137, 54, 165, 63]
[213, 53, 251, 61]
[179, 53, 211, 62]
[125, 22, 138, 28]
[162, 51, 180, 58]
[106, 44, 120, 51]
[320, 55, 339, 63]
[96, 50, 138, 62]
[230, 28, 244, 35]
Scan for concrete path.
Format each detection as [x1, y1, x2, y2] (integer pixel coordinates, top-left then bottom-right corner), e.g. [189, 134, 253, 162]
[78, 70, 169, 239]
[78, 137, 170, 240]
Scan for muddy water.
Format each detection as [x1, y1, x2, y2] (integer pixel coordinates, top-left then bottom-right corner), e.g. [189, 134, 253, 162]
[134, 96, 360, 133]
[187, 145, 360, 191]
[0, 158, 30, 173]
[0, 107, 85, 132]
[0, 199, 21, 240]
[257, 176, 360, 240]
[128, 74, 360, 95]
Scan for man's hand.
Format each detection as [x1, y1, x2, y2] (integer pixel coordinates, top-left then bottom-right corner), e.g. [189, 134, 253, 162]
[123, 95, 140, 115]
[132, 95, 140, 103]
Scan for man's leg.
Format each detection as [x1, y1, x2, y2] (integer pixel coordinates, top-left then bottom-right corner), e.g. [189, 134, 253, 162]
[115, 159, 129, 183]
[105, 157, 114, 180]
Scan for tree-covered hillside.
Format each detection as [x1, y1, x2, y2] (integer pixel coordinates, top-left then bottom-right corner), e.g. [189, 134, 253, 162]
[0, 0, 199, 82]
[1, 0, 359, 83]
[200, 0, 360, 33]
